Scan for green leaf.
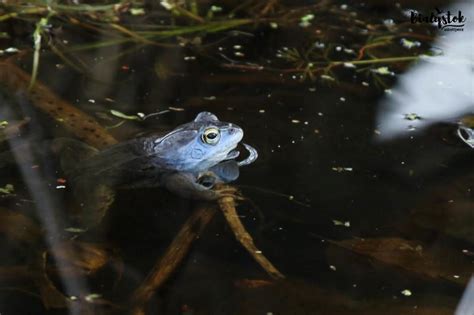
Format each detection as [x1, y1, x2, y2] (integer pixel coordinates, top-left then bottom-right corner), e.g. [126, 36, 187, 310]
[109, 110, 141, 121]
[0, 184, 14, 195]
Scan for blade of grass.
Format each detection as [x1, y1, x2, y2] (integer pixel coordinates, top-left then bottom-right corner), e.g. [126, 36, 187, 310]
[48, 41, 89, 74]
[51, 3, 122, 12]
[29, 15, 52, 91]
[0, 7, 48, 22]
[137, 19, 253, 36]
[109, 23, 173, 47]
[66, 19, 253, 52]
[172, 5, 204, 23]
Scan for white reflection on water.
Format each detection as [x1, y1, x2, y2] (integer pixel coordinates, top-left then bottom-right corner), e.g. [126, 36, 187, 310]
[456, 277, 474, 315]
[376, 2, 473, 140]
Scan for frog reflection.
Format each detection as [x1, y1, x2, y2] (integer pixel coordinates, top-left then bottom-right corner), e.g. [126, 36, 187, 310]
[54, 112, 257, 227]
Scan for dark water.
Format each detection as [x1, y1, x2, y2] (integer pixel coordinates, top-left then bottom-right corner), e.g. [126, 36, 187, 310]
[0, 0, 472, 314]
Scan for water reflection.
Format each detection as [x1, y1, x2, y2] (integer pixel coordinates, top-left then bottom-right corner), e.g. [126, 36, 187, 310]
[376, 2, 473, 142]
[456, 277, 474, 315]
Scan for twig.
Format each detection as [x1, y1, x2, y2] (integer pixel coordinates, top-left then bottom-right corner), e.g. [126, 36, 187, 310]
[172, 5, 205, 24]
[129, 203, 218, 314]
[0, 7, 48, 22]
[259, 0, 279, 16]
[0, 61, 117, 148]
[218, 194, 285, 280]
[109, 23, 167, 47]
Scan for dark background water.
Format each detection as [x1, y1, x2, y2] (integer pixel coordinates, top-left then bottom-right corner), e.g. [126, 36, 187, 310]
[0, 0, 472, 314]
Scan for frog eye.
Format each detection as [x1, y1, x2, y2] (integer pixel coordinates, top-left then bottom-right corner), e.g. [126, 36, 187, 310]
[201, 127, 221, 145]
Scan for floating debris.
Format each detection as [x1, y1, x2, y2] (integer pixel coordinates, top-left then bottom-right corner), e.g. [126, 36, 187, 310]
[299, 14, 315, 28]
[168, 106, 185, 112]
[314, 42, 325, 49]
[332, 167, 353, 172]
[0, 184, 14, 195]
[130, 7, 145, 15]
[160, 0, 175, 10]
[327, 237, 472, 285]
[371, 67, 395, 76]
[64, 227, 87, 233]
[383, 19, 395, 27]
[1, 47, 19, 54]
[321, 74, 335, 81]
[85, 293, 102, 303]
[400, 38, 421, 49]
[210, 5, 223, 13]
[401, 289, 412, 297]
[332, 220, 351, 227]
[404, 113, 421, 121]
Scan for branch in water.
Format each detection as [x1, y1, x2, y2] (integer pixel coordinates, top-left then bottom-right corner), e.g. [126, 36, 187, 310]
[218, 191, 285, 280]
[129, 203, 218, 314]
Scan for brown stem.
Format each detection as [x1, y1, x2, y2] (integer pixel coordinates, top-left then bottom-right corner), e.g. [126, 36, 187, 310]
[218, 195, 285, 280]
[0, 61, 117, 149]
[129, 203, 218, 314]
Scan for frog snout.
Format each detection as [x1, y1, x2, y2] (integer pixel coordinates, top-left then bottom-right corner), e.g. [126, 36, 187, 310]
[226, 125, 243, 140]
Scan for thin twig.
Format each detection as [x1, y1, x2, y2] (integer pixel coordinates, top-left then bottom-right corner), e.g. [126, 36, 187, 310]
[0, 61, 117, 148]
[130, 203, 218, 314]
[218, 194, 285, 280]
[173, 5, 205, 24]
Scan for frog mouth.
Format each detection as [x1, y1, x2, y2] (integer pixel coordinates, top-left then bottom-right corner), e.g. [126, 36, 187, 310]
[225, 148, 240, 160]
[223, 143, 258, 166]
[238, 143, 258, 166]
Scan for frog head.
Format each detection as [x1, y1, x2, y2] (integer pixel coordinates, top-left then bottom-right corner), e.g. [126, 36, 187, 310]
[151, 112, 244, 172]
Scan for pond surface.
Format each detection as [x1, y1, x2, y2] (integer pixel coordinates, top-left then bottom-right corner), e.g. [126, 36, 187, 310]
[0, 0, 472, 314]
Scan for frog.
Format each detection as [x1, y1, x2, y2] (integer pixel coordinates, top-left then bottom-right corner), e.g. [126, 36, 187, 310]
[53, 112, 258, 228]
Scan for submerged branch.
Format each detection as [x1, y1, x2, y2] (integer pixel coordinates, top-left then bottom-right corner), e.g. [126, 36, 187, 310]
[130, 203, 218, 314]
[218, 194, 285, 280]
[0, 61, 117, 148]
[130, 185, 284, 313]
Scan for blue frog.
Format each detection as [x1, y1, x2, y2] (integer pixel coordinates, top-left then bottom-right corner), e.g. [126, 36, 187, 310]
[54, 112, 258, 227]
